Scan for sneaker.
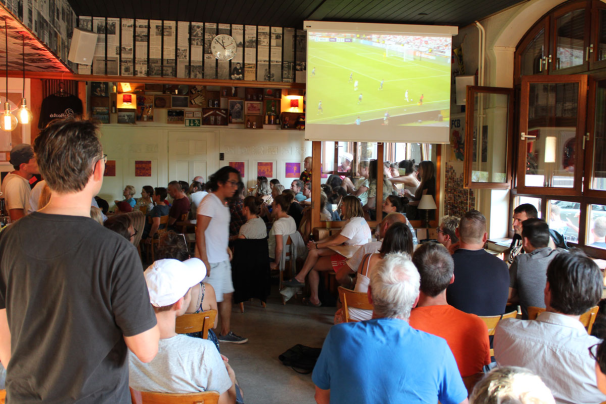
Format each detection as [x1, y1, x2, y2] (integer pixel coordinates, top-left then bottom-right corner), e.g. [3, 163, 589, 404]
[282, 278, 305, 287]
[218, 331, 248, 344]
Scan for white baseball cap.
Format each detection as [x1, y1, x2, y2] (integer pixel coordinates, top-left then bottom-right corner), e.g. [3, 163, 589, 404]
[144, 258, 207, 307]
[340, 152, 353, 162]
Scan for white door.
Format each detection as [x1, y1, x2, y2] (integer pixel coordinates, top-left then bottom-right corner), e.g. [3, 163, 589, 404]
[167, 129, 219, 184]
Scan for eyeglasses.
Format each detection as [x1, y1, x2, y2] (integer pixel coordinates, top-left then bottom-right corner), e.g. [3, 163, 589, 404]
[436, 227, 444, 234]
[130, 228, 138, 238]
[227, 180, 238, 187]
[589, 343, 600, 362]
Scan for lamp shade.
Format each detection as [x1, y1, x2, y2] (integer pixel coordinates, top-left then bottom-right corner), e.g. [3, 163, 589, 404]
[544, 136, 556, 163]
[418, 195, 437, 210]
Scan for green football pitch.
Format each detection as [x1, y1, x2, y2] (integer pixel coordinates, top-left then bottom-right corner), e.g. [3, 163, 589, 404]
[307, 40, 450, 125]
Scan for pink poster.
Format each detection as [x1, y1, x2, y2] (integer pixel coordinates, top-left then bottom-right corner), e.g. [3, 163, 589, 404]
[257, 162, 273, 178]
[285, 162, 300, 178]
[135, 161, 151, 177]
[229, 162, 245, 178]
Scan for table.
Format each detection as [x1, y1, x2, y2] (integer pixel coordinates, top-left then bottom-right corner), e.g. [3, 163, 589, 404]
[328, 245, 362, 259]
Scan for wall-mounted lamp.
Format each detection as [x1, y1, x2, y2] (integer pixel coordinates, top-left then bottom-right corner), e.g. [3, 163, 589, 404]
[122, 94, 133, 104]
[290, 99, 299, 108]
[121, 83, 132, 92]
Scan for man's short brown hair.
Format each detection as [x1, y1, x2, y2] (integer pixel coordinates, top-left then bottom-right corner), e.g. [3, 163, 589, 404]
[34, 119, 102, 193]
[459, 210, 486, 244]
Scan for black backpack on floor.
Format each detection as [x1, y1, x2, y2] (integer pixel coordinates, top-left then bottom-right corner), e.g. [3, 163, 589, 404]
[279, 344, 322, 374]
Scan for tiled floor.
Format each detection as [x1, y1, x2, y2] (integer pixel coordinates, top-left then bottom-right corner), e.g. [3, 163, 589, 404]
[220, 288, 335, 404]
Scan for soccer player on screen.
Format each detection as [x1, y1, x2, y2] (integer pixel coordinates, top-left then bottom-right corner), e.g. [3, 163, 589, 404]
[349, 73, 353, 82]
[405, 90, 409, 102]
[354, 80, 359, 91]
[317, 100, 323, 115]
[358, 93, 363, 104]
[384, 111, 390, 125]
[379, 79, 384, 90]
[419, 94, 424, 105]
[312, 67, 316, 76]
[355, 116, 361, 125]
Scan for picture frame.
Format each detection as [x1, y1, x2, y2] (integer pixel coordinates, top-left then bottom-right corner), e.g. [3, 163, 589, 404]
[117, 110, 136, 124]
[245, 101, 262, 116]
[228, 100, 244, 123]
[171, 96, 190, 108]
[167, 109, 185, 124]
[91, 82, 108, 97]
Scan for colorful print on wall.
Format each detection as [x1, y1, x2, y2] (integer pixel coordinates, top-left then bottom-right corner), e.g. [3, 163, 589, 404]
[229, 162, 246, 178]
[135, 161, 152, 177]
[104, 160, 116, 177]
[285, 162, 301, 178]
[257, 162, 273, 178]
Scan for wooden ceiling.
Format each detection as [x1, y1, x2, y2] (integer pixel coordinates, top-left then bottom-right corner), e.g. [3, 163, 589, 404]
[66, 0, 526, 28]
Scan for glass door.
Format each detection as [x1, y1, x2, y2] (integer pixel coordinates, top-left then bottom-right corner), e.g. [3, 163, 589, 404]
[517, 75, 588, 195]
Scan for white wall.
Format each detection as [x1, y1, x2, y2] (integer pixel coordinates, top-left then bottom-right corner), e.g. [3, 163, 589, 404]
[98, 124, 310, 203]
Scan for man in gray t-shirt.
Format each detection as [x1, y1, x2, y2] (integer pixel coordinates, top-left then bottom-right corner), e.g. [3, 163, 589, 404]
[508, 218, 562, 319]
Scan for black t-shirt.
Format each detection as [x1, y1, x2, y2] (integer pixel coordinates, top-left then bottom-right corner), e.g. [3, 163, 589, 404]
[446, 248, 510, 316]
[38, 94, 84, 129]
[0, 213, 157, 403]
[288, 202, 303, 229]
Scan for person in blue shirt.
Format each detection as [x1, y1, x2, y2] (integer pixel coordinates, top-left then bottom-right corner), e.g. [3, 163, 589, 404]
[115, 185, 136, 208]
[290, 180, 306, 203]
[312, 252, 469, 404]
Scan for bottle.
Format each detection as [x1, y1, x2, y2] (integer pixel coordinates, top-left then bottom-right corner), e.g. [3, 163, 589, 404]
[111, 101, 116, 114]
[247, 119, 251, 128]
[265, 114, 269, 124]
[253, 121, 257, 129]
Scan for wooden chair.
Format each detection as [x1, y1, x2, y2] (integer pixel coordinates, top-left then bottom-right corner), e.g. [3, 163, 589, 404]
[175, 309, 217, 339]
[177, 213, 196, 251]
[479, 310, 517, 356]
[338, 286, 374, 323]
[139, 206, 148, 215]
[130, 387, 219, 404]
[527, 305, 599, 334]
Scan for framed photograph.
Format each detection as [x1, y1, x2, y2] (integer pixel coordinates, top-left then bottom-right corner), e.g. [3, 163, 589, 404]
[154, 95, 171, 109]
[185, 111, 194, 118]
[257, 162, 274, 177]
[245, 101, 262, 116]
[117, 110, 136, 124]
[285, 163, 301, 178]
[91, 82, 108, 97]
[92, 114, 110, 124]
[135, 161, 152, 177]
[194, 111, 202, 118]
[167, 109, 185, 124]
[229, 100, 244, 123]
[172, 96, 189, 108]
[229, 162, 246, 178]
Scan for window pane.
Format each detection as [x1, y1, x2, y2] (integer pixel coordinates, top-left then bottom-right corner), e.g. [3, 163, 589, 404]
[555, 9, 585, 70]
[515, 196, 542, 219]
[591, 80, 606, 190]
[520, 28, 545, 76]
[471, 92, 509, 183]
[525, 82, 577, 188]
[598, 10, 606, 61]
[587, 204, 606, 248]
[548, 200, 579, 243]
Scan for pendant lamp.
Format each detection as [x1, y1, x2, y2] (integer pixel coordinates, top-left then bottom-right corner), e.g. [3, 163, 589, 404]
[2, 19, 17, 132]
[17, 33, 31, 124]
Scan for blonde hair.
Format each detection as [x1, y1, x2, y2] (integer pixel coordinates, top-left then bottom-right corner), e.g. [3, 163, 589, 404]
[470, 366, 555, 404]
[341, 195, 364, 220]
[125, 185, 136, 197]
[90, 206, 104, 224]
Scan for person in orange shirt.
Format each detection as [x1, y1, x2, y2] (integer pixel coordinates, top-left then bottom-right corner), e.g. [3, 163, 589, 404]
[409, 243, 491, 377]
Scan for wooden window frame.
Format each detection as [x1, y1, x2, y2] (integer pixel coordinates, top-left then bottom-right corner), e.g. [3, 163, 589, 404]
[549, 0, 591, 75]
[514, 19, 550, 85]
[464, 86, 514, 189]
[516, 74, 588, 196]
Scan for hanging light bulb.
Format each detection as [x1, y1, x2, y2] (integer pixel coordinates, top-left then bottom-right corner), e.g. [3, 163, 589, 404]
[17, 34, 31, 125]
[2, 21, 17, 131]
[18, 98, 32, 124]
[3, 103, 17, 131]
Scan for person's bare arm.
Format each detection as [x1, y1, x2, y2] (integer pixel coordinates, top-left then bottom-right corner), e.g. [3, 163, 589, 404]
[315, 234, 349, 249]
[389, 176, 418, 187]
[272, 234, 284, 270]
[8, 209, 24, 222]
[354, 185, 368, 197]
[0, 309, 11, 366]
[186, 283, 201, 314]
[124, 325, 160, 363]
[196, 215, 213, 276]
[167, 215, 177, 226]
[218, 361, 238, 404]
[145, 217, 161, 242]
[202, 283, 219, 328]
[315, 387, 330, 404]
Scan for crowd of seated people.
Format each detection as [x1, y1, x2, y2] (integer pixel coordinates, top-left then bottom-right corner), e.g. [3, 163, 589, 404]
[4, 120, 606, 404]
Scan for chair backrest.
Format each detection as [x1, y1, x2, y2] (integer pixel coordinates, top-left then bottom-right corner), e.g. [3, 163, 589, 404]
[139, 206, 148, 215]
[130, 387, 219, 404]
[175, 309, 217, 339]
[338, 286, 373, 323]
[279, 233, 296, 272]
[528, 305, 599, 334]
[479, 310, 518, 336]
